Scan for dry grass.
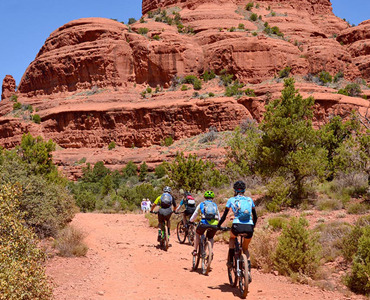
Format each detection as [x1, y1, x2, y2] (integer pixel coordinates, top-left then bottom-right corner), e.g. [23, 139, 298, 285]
[53, 225, 88, 257]
[249, 227, 278, 273]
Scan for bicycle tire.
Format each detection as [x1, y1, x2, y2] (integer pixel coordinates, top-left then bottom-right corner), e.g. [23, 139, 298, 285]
[177, 220, 187, 244]
[227, 254, 238, 287]
[187, 224, 195, 246]
[192, 242, 201, 271]
[202, 241, 212, 275]
[239, 254, 249, 299]
[164, 224, 169, 251]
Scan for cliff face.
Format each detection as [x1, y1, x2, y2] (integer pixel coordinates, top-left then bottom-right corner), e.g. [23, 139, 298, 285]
[1, 0, 370, 176]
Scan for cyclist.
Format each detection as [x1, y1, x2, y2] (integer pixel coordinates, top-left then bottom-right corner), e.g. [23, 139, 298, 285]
[218, 180, 257, 282]
[175, 191, 196, 229]
[189, 190, 220, 257]
[150, 186, 177, 241]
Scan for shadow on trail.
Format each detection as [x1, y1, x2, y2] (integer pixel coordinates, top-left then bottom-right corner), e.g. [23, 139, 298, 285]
[208, 283, 238, 297]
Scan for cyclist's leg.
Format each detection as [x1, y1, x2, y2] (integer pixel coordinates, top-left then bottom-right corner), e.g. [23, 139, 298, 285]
[228, 224, 238, 265]
[242, 237, 252, 259]
[205, 226, 218, 248]
[194, 223, 206, 255]
[157, 210, 165, 238]
[182, 212, 187, 227]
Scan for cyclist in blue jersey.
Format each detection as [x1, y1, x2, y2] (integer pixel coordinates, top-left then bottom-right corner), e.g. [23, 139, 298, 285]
[218, 180, 258, 282]
[189, 190, 220, 257]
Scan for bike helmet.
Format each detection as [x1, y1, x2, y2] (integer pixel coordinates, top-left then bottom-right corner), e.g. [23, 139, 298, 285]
[233, 180, 246, 193]
[163, 186, 172, 193]
[204, 190, 215, 199]
[184, 190, 191, 197]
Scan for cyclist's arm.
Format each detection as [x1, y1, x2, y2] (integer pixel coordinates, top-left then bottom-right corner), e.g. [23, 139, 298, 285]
[151, 195, 161, 211]
[252, 208, 258, 226]
[175, 199, 184, 213]
[172, 197, 177, 209]
[189, 203, 201, 222]
[218, 207, 230, 227]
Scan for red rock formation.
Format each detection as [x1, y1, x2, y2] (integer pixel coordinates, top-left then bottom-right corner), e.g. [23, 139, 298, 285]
[1, 75, 16, 101]
[1, 0, 370, 179]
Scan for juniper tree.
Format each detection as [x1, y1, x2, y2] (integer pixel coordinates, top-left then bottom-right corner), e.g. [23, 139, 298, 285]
[256, 78, 327, 202]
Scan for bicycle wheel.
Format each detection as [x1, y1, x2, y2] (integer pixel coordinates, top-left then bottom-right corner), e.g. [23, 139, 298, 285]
[202, 241, 212, 275]
[192, 243, 201, 271]
[177, 220, 187, 244]
[164, 225, 169, 251]
[227, 254, 238, 287]
[239, 254, 249, 299]
[187, 224, 195, 246]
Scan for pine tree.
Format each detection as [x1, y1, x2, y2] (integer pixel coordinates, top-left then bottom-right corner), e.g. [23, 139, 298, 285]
[257, 78, 327, 201]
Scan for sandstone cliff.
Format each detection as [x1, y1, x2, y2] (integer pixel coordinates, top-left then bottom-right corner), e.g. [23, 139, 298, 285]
[0, 0, 369, 178]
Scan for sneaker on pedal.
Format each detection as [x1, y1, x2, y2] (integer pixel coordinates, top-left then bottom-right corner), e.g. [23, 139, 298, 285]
[192, 250, 197, 256]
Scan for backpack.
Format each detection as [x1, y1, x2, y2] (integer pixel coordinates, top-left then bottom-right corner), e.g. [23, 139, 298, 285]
[160, 193, 172, 208]
[186, 195, 196, 207]
[233, 196, 253, 222]
[203, 201, 217, 220]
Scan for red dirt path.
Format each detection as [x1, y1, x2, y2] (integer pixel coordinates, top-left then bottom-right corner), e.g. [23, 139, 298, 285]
[46, 213, 365, 300]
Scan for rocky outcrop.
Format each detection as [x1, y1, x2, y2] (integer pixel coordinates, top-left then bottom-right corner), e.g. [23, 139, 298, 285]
[1, 75, 16, 101]
[337, 22, 370, 80]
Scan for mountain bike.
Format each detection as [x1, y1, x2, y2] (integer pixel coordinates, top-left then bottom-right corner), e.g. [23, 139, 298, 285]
[150, 211, 169, 251]
[176, 212, 196, 245]
[227, 231, 250, 299]
[191, 224, 229, 275]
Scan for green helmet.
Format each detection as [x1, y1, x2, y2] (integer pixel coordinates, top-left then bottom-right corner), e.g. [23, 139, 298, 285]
[204, 190, 215, 199]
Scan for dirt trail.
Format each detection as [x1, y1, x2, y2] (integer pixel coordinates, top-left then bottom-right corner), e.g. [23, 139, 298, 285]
[46, 213, 363, 300]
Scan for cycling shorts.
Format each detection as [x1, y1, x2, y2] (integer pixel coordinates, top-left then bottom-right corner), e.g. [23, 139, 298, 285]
[196, 223, 218, 239]
[231, 223, 254, 239]
[158, 207, 172, 222]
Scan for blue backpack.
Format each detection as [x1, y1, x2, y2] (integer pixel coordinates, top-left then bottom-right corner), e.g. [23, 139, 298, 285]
[160, 193, 172, 208]
[203, 201, 217, 220]
[233, 196, 253, 222]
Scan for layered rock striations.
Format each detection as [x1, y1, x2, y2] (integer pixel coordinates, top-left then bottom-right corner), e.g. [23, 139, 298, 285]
[0, 0, 370, 176]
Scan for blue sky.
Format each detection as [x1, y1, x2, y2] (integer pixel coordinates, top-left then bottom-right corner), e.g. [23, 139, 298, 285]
[0, 0, 369, 88]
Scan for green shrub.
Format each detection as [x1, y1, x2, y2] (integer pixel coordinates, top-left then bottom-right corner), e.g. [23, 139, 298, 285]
[345, 226, 370, 295]
[153, 34, 160, 40]
[219, 69, 233, 86]
[13, 101, 21, 110]
[333, 71, 344, 82]
[238, 23, 245, 30]
[250, 13, 258, 21]
[265, 176, 291, 212]
[183, 75, 198, 84]
[122, 161, 138, 178]
[346, 202, 369, 214]
[244, 88, 256, 97]
[229, 27, 236, 32]
[268, 216, 289, 231]
[338, 88, 349, 96]
[128, 17, 136, 24]
[316, 197, 343, 211]
[245, 2, 254, 11]
[252, 31, 258, 36]
[273, 217, 321, 277]
[279, 66, 291, 78]
[208, 92, 215, 97]
[146, 87, 152, 93]
[225, 81, 244, 97]
[0, 184, 53, 299]
[108, 141, 116, 150]
[138, 27, 149, 35]
[10, 94, 18, 102]
[162, 135, 174, 146]
[75, 190, 96, 212]
[181, 84, 188, 91]
[193, 79, 202, 90]
[319, 71, 333, 84]
[53, 225, 88, 257]
[139, 161, 148, 181]
[155, 163, 166, 178]
[202, 70, 216, 82]
[32, 114, 41, 124]
[249, 228, 277, 272]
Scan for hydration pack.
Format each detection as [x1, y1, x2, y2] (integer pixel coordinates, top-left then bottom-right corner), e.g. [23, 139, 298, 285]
[160, 193, 172, 208]
[186, 195, 196, 207]
[233, 196, 253, 222]
[203, 201, 217, 220]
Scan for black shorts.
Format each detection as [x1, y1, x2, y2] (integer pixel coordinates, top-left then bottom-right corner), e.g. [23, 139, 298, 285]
[184, 207, 196, 216]
[231, 223, 254, 239]
[196, 223, 218, 239]
[158, 208, 172, 222]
